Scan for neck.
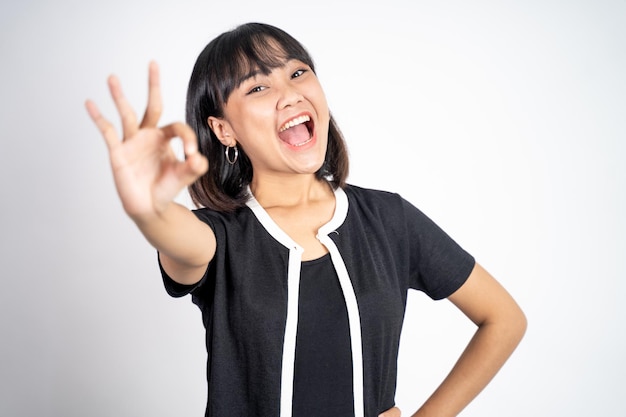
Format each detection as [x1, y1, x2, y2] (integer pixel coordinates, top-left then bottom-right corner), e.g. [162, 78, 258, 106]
[250, 174, 333, 209]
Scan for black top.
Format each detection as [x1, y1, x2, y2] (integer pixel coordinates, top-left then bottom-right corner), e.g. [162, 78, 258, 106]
[292, 254, 353, 416]
[160, 184, 475, 417]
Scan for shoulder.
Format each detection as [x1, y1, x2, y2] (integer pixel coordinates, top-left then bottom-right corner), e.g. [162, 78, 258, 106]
[342, 184, 439, 233]
[343, 184, 410, 215]
[191, 206, 230, 226]
[343, 184, 403, 205]
[340, 184, 418, 235]
[191, 205, 258, 235]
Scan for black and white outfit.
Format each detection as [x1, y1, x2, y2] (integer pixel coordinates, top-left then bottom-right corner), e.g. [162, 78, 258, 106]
[160, 184, 475, 417]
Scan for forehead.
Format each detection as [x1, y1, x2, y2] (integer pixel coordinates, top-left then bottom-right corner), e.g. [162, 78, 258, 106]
[230, 38, 289, 86]
[210, 29, 315, 107]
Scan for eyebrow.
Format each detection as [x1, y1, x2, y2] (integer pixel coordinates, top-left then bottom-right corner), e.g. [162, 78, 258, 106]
[234, 56, 295, 88]
[236, 69, 262, 87]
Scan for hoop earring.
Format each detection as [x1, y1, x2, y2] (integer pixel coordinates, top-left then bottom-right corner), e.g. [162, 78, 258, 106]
[225, 145, 239, 165]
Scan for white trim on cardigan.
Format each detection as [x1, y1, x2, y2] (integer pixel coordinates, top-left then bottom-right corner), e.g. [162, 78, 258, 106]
[245, 196, 303, 417]
[245, 187, 364, 417]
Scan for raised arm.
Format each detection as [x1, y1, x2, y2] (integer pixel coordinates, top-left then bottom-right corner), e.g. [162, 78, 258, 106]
[412, 263, 527, 417]
[85, 62, 215, 285]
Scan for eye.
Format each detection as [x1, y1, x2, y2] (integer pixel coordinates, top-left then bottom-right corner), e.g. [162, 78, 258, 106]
[292, 68, 308, 78]
[246, 85, 266, 95]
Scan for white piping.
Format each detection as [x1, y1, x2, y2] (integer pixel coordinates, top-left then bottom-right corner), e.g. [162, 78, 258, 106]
[246, 187, 364, 417]
[246, 197, 303, 417]
[318, 188, 365, 417]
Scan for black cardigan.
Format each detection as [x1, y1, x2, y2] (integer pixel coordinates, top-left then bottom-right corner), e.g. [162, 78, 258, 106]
[160, 184, 475, 417]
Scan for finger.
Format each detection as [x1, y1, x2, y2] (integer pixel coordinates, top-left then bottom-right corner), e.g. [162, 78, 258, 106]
[140, 61, 162, 128]
[85, 99, 120, 150]
[108, 74, 139, 139]
[160, 122, 200, 156]
[179, 152, 209, 184]
[161, 122, 207, 185]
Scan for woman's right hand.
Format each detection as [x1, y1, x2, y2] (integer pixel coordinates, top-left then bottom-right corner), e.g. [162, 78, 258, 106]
[85, 61, 208, 223]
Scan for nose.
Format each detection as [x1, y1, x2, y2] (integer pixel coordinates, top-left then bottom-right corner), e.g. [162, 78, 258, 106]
[276, 81, 303, 109]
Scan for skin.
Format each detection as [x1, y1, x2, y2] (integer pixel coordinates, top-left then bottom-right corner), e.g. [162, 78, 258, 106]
[208, 59, 335, 261]
[85, 62, 214, 284]
[86, 60, 526, 417]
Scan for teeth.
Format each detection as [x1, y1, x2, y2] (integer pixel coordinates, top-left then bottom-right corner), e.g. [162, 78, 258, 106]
[293, 137, 313, 147]
[279, 115, 310, 132]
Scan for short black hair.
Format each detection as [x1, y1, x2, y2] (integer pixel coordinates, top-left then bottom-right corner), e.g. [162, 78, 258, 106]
[186, 22, 349, 212]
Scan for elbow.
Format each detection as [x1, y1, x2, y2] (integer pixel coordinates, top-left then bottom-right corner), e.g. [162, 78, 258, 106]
[481, 302, 527, 350]
[511, 308, 528, 347]
[517, 307, 528, 342]
[504, 304, 528, 349]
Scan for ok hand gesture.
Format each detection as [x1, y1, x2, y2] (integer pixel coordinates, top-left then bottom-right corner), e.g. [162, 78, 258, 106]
[85, 62, 208, 223]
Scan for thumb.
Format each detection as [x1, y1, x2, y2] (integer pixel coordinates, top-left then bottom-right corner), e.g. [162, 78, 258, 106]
[177, 152, 209, 187]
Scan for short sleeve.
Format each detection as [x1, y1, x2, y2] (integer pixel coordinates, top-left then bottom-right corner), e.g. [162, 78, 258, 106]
[403, 198, 475, 299]
[158, 208, 217, 298]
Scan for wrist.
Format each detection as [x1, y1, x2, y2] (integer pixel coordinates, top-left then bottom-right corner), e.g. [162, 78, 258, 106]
[128, 200, 174, 227]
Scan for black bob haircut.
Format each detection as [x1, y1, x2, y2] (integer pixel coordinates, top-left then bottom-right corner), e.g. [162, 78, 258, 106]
[186, 22, 349, 212]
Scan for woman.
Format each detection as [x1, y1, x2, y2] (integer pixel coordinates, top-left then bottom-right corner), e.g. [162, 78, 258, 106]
[86, 22, 526, 417]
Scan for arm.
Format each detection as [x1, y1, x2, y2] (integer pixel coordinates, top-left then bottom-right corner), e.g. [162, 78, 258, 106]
[85, 62, 214, 285]
[411, 262, 527, 417]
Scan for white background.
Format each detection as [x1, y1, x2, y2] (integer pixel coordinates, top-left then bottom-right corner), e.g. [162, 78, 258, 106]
[1, 0, 624, 416]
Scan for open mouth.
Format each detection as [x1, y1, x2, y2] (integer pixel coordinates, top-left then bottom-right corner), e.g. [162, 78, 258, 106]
[278, 114, 314, 147]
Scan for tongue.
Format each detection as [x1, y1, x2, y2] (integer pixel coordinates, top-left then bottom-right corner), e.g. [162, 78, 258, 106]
[278, 124, 310, 145]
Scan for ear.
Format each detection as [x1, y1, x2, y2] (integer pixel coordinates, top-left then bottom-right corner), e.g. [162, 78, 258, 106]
[207, 116, 237, 147]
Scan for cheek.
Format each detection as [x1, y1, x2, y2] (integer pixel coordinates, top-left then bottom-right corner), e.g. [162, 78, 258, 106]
[313, 92, 330, 121]
[233, 109, 275, 139]
[316, 95, 331, 128]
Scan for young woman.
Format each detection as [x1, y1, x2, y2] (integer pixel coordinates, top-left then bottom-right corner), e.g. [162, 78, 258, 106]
[86, 22, 526, 417]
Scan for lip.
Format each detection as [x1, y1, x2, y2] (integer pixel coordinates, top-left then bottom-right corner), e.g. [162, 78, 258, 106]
[278, 111, 314, 132]
[278, 113, 310, 133]
[277, 111, 316, 150]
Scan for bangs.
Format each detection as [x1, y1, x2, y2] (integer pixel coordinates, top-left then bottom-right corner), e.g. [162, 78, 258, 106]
[186, 22, 349, 212]
[208, 24, 315, 106]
